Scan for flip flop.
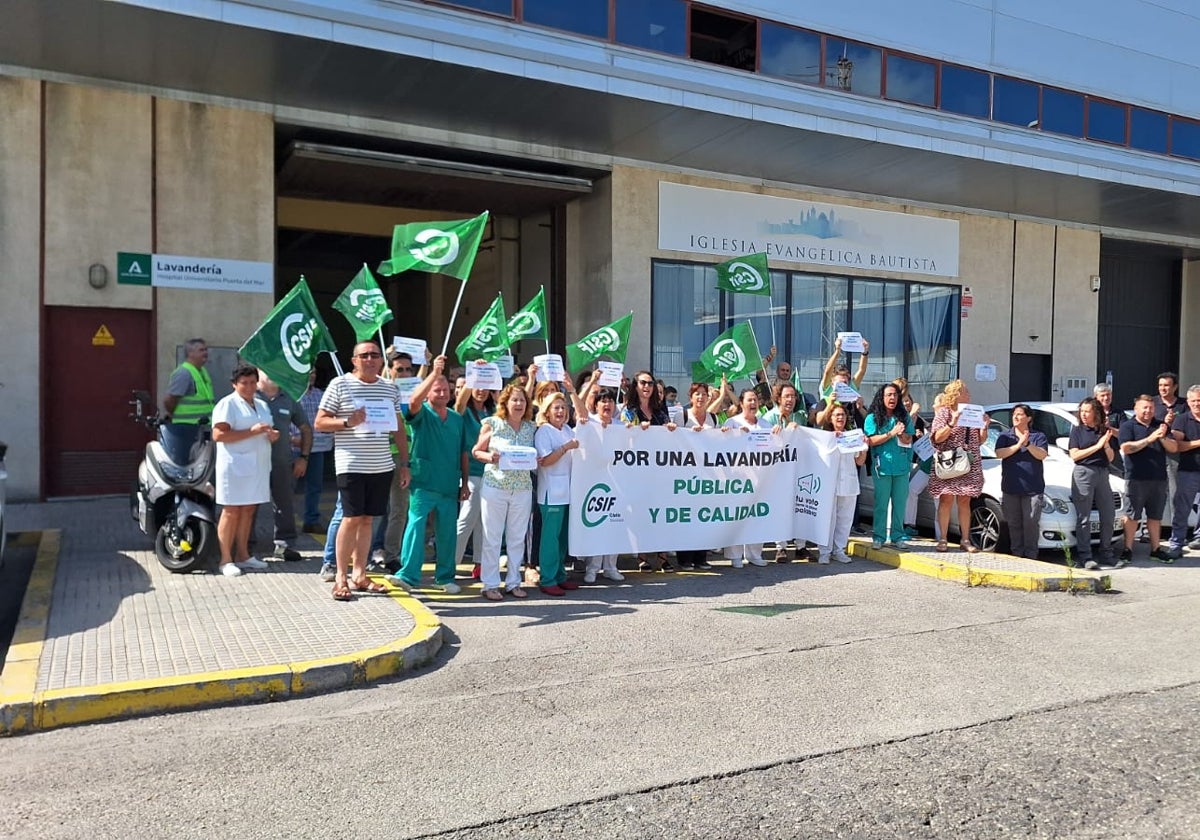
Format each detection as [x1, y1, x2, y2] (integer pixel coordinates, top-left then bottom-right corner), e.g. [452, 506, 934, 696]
[349, 578, 388, 593]
[506, 586, 528, 599]
[482, 589, 504, 601]
[332, 584, 354, 601]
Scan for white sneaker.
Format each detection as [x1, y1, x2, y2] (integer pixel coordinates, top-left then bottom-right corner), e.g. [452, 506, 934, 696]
[834, 553, 853, 564]
[371, 549, 386, 566]
[817, 554, 830, 565]
[318, 563, 336, 582]
[583, 570, 597, 583]
[748, 557, 768, 567]
[220, 563, 243, 577]
[384, 575, 413, 592]
[602, 569, 625, 581]
[730, 557, 744, 569]
[437, 582, 462, 595]
[236, 556, 269, 571]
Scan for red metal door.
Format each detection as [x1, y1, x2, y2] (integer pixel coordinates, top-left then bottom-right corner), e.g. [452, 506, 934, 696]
[45, 307, 154, 496]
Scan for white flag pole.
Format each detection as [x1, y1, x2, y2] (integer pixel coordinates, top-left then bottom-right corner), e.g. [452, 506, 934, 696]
[440, 277, 469, 357]
[747, 320, 770, 386]
[327, 351, 344, 377]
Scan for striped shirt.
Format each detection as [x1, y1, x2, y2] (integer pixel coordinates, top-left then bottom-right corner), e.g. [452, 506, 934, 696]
[319, 374, 403, 475]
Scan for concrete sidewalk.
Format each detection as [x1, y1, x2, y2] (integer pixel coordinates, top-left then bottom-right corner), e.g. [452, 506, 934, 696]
[0, 497, 441, 735]
[0, 496, 1112, 735]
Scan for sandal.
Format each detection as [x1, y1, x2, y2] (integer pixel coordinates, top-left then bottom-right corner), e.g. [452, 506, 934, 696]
[482, 589, 504, 602]
[331, 583, 354, 602]
[506, 586, 528, 599]
[349, 578, 388, 593]
[935, 541, 949, 553]
[962, 542, 980, 554]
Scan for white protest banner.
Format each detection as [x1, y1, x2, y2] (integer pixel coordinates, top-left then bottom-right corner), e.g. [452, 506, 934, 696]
[395, 376, 421, 404]
[355, 398, 398, 433]
[836, 331, 865, 353]
[465, 362, 502, 390]
[912, 433, 935, 462]
[597, 361, 623, 387]
[832, 381, 861, 403]
[957, 403, 986, 429]
[534, 353, 565, 382]
[569, 424, 838, 554]
[835, 429, 868, 453]
[495, 354, 515, 378]
[392, 336, 427, 364]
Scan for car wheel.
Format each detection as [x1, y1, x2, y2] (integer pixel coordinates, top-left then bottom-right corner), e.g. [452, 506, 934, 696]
[970, 497, 1009, 554]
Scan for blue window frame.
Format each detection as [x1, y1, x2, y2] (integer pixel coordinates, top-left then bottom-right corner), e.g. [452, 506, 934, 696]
[1130, 108, 1169, 154]
[759, 23, 822, 85]
[523, 0, 608, 39]
[1041, 87, 1084, 137]
[939, 64, 990, 118]
[614, 0, 685, 55]
[824, 39, 881, 97]
[885, 54, 935, 107]
[1086, 99, 1127, 145]
[436, 0, 513, 15]
[993, 76, 1039, 128]
[1171, 118, 1200, 161]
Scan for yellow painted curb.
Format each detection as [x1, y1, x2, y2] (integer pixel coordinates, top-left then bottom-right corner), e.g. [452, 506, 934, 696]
[0, 530, 60, 735]
[849, 539, 1111, 593]
[0, 537, 443, 735]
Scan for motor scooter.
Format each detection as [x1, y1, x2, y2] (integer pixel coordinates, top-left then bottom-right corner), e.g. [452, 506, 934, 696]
[128, 390, 217, 572]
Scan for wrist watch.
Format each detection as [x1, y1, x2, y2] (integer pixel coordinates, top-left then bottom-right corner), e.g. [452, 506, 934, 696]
[343, 418, 350, 428]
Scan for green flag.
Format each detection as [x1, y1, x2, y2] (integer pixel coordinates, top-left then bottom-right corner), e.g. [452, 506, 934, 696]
[507, 287, 548, 343]
[455, 294, 510, 364]
[715, 252, 771, 296]
[331, 265, 392, 341]
[698, 322, 763, 380]
[377, 211, 489, 279]
[565, 312, 633, 372]
[690, 360, 720, 385]
[239, 278, 337, 400]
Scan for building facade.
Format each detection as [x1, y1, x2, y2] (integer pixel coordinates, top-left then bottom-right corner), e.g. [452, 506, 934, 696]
[2, 0, 1199, 500]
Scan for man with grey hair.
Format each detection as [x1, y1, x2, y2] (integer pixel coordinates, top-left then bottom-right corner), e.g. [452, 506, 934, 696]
[1166, 384, 1200, 557]
[1093, 382, 1124, 430]
[161, 338, 214, 464]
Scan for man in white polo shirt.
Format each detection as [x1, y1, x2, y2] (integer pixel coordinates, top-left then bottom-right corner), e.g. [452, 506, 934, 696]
[314, 341, 411, 601]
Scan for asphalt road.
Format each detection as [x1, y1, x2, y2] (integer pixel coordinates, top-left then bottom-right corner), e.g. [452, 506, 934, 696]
[2, 551, 1199, 839]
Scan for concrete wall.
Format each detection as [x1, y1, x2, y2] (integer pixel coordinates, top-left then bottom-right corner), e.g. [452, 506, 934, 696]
[0, 78, 42, 500]
[154, 99, 275, 397]
[564, 175, 613, 353]
[610, 164, 1100, 407]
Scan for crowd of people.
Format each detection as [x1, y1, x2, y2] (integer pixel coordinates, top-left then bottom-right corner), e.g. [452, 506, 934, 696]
[167, 333, 1200, 599]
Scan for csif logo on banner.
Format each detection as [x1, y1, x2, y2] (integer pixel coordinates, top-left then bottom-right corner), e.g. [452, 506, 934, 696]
[581, 482, 619, 527]
[470, 324, 505, 353]
[281, 314, 322, 373]
[509, 311, 542, 336]
[349, 289, 389, 321]
[575, 327, 621, 356]
[709, 338, 745, 371]
[726, 261, 765, 291]
[408, 228, 460, 266]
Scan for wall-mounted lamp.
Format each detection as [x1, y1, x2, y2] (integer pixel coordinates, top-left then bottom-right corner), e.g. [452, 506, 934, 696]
[1089, 275, 1102, 293]
[88, 263, 109, 289]
[1028, 334, 1039, 341]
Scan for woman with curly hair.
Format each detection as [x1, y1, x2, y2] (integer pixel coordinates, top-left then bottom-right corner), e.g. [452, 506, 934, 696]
[928, 379, 985, 552]
[864, 382, 914, 549]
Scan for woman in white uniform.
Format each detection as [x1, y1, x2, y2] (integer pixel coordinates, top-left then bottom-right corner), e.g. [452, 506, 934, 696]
[721, 388, 773, 568]
[212, 363, 277, 577]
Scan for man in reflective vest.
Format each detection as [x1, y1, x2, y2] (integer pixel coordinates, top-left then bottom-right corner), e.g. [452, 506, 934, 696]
[161, 338, 215, 464]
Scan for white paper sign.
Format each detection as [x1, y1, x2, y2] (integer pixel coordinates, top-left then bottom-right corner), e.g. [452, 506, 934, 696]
[837, 332, 865, 353]
[957, 403, 986, 429]
[356, 398, 398, 433]
[832, 381, 861, 403]
[746, 428, 774, 449]
[597, 361, 624, 387]
[391, 337, 427, 364]
[534, 354, 565, 382]
[495, 354, 514, 378]
[974, 363, 996, 382]
[394, 376, 421, 404]
[495, 444, 538, 471]
[835, 429, 868, 453]
[465, 363, 502, 390]
[913, 433, 935, 462]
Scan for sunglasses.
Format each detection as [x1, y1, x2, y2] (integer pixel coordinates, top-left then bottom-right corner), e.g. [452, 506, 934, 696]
[356, 352, 383, 359]
[636, 379, 655, 386]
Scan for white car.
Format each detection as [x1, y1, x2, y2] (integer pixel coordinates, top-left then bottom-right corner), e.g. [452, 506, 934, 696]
[858, 403, 1127, 553]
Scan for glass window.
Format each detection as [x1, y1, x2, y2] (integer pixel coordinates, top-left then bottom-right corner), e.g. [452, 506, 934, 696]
[1171, 118, 1200, 161]
[1130, 107, 1168, 154]
[651, 262, 723, 390]
[615, 0, 685, 55]
[824, 39, 881, 97]
[851, 279, 906, 398]
[790, 274, 848, 395]
[435, 0, 513, 15]
[759, 23, 822, 85]
[939, 64, 990, 118]
[905, 283, 959, 411]
[726, 270, 787, 370]
[885, 54, 935, 107]
[523, 0, 608, 39]
[1041, 87, 1084, 137]
[1087, 99, 1127, 145]
[993, 76, 1039, 128]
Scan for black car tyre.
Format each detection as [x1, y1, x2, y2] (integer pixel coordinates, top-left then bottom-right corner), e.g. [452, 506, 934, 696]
[969, 497, 1009, 554]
